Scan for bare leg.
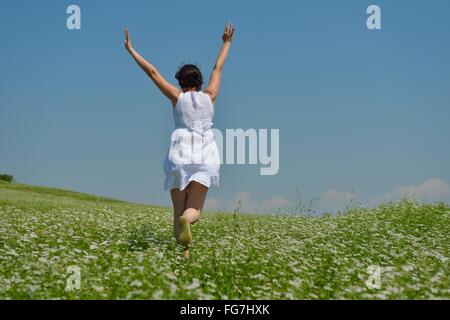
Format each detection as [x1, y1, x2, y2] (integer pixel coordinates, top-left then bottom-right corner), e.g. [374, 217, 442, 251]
[183, 181, 209, 224]
[172, 182, 209, 259]
[170, 188, 187, 241]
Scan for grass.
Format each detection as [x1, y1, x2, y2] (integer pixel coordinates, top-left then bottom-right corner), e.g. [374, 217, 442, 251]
[0, 181, 449, 299]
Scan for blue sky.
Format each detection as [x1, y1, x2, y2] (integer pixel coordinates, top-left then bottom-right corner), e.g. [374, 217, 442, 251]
[1, 0, 450, 213]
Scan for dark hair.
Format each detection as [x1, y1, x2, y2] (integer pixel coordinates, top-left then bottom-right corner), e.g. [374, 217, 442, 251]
[175, 64, 203, 90]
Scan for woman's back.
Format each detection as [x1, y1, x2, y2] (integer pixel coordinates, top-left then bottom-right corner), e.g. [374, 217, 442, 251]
[173, 91, 214, 132]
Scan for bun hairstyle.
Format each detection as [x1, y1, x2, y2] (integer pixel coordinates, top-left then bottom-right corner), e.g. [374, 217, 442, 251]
[175, 64, 203, 90]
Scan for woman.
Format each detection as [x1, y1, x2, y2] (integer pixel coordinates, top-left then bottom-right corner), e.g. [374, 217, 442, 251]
[125, 22, 235, 258]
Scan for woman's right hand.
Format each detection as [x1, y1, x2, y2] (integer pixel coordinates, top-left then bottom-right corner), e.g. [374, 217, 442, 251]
[222, 21, 235, 43]
[124, 28, 133, 52]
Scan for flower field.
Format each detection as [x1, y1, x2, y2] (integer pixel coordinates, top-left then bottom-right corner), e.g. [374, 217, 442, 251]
[0, 181, 448, 299]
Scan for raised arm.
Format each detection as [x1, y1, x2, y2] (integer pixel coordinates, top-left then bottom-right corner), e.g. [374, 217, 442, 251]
[124, 29, 180, 106]
[204, 22, 235, 103]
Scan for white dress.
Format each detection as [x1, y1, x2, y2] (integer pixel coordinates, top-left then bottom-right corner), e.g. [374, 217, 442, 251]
[163, 91, 221, 191]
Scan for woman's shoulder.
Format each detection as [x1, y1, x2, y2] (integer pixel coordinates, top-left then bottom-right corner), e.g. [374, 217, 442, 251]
[198, 91, 214, 105]
[177, 91, 213, 106]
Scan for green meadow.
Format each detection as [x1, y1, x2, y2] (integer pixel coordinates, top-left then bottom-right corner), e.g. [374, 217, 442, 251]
[0, 181, 448, 299]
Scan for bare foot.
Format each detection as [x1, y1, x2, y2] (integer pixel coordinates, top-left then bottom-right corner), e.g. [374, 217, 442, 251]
[178, 215, 192, 245]
[183, 247, 190, 260]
